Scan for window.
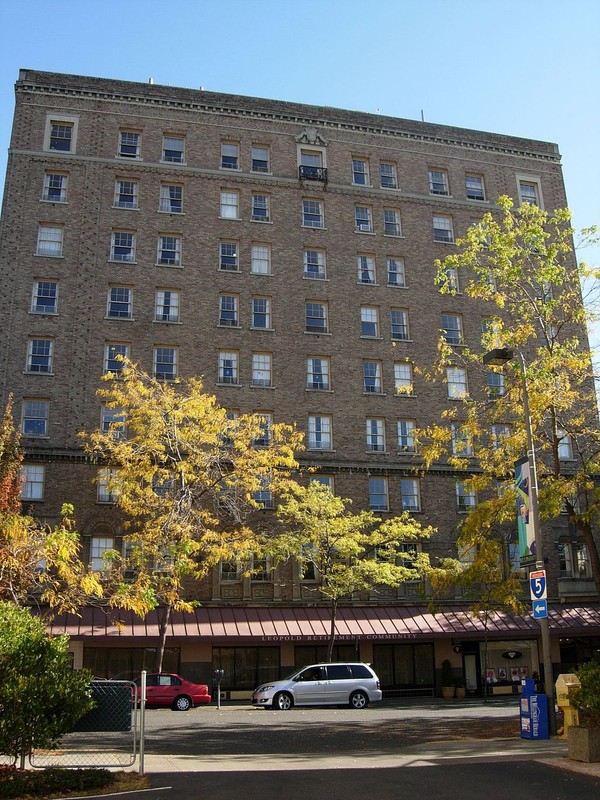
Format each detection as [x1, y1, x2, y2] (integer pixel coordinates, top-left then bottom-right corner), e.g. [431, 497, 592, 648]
[397, 419, 416, 452]
[118, 130, 141, 159]
[219, 293, 239, 327]
[352, 158, 369, 185]
[401, 478, 420, 511]
[251, 243, 271, 275]
[26, 338, 53, 373]
[157, 235, 181, 266]
[305, 302, 328, 333]
[433, 215, 454, 243]
[380, 162, 397, 189]
[486, 371, 505, 398]
[360, 306, 379, 337]
[311, 474, 334, 491]
[97, 468, 119, 504]
[48, 121, 74, 152]
[162, 135, 185, 163]
[299, 149, 325, 181]
[394, 362, 413, 395]
[369, 477, 389, 511]
[220, 560, 241, 582]
[155, 290, 180, 323]
[518, 179, 540, 206]
[107, 286, 132, 319]
[355, 205, 373, 233]
[252, 478, 273, 509]
[441, 313, 463, 345]
[451, 424, 473, 456]
[252, 353, 272, 387]
[31, 280, 58, 314]
[36, 225, 63, 257]
[357, 255, 376, 284]
[220, 240, 239, 271]
[22, 400, 49, 437]
[21, 465, 45, 500]
[491, 424, 510, 450]
[111, 231, 135, 262]
[114, 179, 138, 209]
[251, 145, 270, 173]
[558, 430, 574, 460]
[363, 360, 383, 393]
[308, 415, 332, 450]
[153, 347, 178, 380]
[438, 266, 459, 293]
[300, 543, 317, 581]
[383, 209, 401, 236]
[391, 308, 409, 341]
[251, 554, 272, 580]
[456, 482, 476, 512]
[219, 351, 239, 384]
[559, 541, 591, 578]
[429, 168, 449, 195]
[251, 193, 270, 222]
[303, 199, 324, 228]
[220, 191, 239, 219]
[447, 366, 468, 398]
[221, 142, 239, 170]
[366, 418, 386, 452]
[43, 172, 68, 202]
[104, 343, 130, 374]
[252, 296, 271, 329]
[304, 249, 326, 279]
[90, 535, 115, 571]
[307, 357, 330, 391]
[160, 183, 183, 213]
[387, 257, 406, 287]
[466, 174, 486, 201]
[253, 413, 273, 447]
[101, 404, 126, 439]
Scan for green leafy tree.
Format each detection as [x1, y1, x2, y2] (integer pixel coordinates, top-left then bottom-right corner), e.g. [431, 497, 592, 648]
[276, 481, 433, 662]
[0, 602, 94, 764]
[0, 396, 22, 513]
[82, 359, 302, 670]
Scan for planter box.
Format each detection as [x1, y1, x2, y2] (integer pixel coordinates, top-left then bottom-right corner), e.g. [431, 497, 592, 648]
[567, 725, 600, 763]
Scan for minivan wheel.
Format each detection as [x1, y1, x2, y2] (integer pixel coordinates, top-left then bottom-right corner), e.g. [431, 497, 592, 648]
[349, 691, 368, 709]
[173, 695, 192, 711]
[274, 692, 293, 710]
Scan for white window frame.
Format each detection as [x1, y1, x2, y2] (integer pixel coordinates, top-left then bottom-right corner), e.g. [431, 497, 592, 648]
[383, 208, 401, 236]
[118, 130, 141, 159]
[100, 404, 126, 439]
[401, 478, 421, 511]
[451, 424, 473, 457]
[357, 255, 376, 284]
[369, 477, 389, 511]
[106, 286, 133, 319]
[360, 306, 379, 338]
[22, 400, 49, 437]
[21, 464, 45, 501]
[111, 231, 136, 263]
[162, 135, 185, 164]
[363, 360, 383, 394]
[104, 342, 130, 374]
[221, 142, 240, 170]
[305, 301, 328, 334]
[26, 338, 53, 374]
[114, 179, 139, 209]
[486, 371, 505, 399]
[465, 173, 486, 201]
[157, 235, 182, 266]
[97, 468, 119, 504]
[380, 162, 398, 189]
[251, 145, 270, 173]
[517, 175, 543, 207]
[366, 418, 386, 452]
[441, 313, 464, 345]
[304, 249, 326, 279]
[307, 357, 331, 391]
[308, 415, 332, 450]
[31, 280, 58, 314]
[251, 193, 270, 222]
[354, 205, 373, 233]
[220, 240, 239, 271]
[43, 114, 79, 153]
[429, 168, 450, 196]
[558, 429, 574, 460]
[218, 351, 239, 385]
[302, 199, 324, 228]
[251, 243, 271, 275]
[433, 215, 454, 243]
[387, 257, 406, 287]
[155, 289, 180, 323]
[42, 172, 68, 202]
[456, 482, 476, 512]
[160, 183, 183, 213]
[394, 362, 413, 395]
[391, 308, 410, 341]
[352, 158, 370, 186]
[251, 353, 273, 387]
[397, 419, 416, 452]
[220, 190, 239, 219]
[36, 225, 63, 257]
[218, 293, 239, 327]
[154, 347, 178, 380]
[251, 296, 271, 329]
[447, 366, 468, 399]
[220, 559, 241, 582]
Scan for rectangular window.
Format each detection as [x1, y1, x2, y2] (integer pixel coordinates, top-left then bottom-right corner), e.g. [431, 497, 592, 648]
[91, 536, 115, 570]
[251, 193, 270, 222]
[303, 199, 324, 228]
[220, 560, 241, 582]
[491, 424, 510, 449]
[304, 249, 326, 279]
[101, 404, 126, 439]
[253, 413, 273, 447]
[162, 135, 185, 163]
[305, 302, 328, 333]
[107, 286, 132, 319]
[363, 360, 382, 393]
[43, 172, 68, 202]
[155, 290, 180, 323]
[308, 415, 332, 450]
[394, 362, 413, 395]
[518, 179, 540, 206]
[252, 353, 272, 387]
[114, 179, 138, 209]
[380, 162, 397, 189]
[157, 235, 182, 266]
[21, 465, 45, 500]
[369, 477, 389, 511]
[160, 183, 183, 213]
[355, 205, 373, 233]
[22, 400, 49, 437]
[429, 168, 449, 195]
[252, 479, 273, 510]
[352, 158, 369, 185]
[221, 142, 239, 170]
[111, 231, 135, 262]
[48, 122, 73, 152]
[104, 343, 130, 373]
[250, 554, 271, 580]
[456, 482, 476, 512]
[387, 257, 406, 287]
[311, 475, 334, 491]
[219, 293, 239, 327]
[433, 215, 454, 243]
[447, 366, 468, 398]
[31, 280, 58, 314]
[465, 174, 485, 201]
[358, 255, 376, 284]
[307, 357, 330, 391]
[97, 468, 119, 504]
[401, 478, 421, 511]
[252, 296, 271, 329]
[251, 243, 271, 274]
[36, 225, 63, 257]
[558, 430, 574, 460]
[397, 419, 416, 452]
[220, 190, 239, 219]
[360, 306, 379, 337]
[219, 351, 239, 384]
[366, 418, 386, 452]
[220, 240, 239, 271]
[439, 266, 459, 293]
[383, 209, 401, 236]
[26, 338, 53, 373]
[251, 145, 270, 173]
[119, 130, 141, 159]
[451, 424, 473, 456]
[299, 149, 325, 181]
[486, 371, 505, 398]
[441, 313, 463, 344]
[391, 308, 409, 340]
[154, 347, 178, 380]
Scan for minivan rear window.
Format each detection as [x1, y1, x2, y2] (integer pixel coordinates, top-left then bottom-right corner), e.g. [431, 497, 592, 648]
[326, 665, 352, 680]
[349, 664, 372, 678]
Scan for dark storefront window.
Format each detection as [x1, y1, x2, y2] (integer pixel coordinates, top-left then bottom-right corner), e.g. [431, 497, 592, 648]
[373, 643, 435, 696]
[213, 647, 280, 690]
[83, 647, 180, 679]
[294, 644, 359, 668]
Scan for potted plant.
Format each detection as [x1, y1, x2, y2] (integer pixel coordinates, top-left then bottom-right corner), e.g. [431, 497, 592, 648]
[567, 660, 600, 762]
[453, 676, 467, 698]
[441, 659, 455, 698]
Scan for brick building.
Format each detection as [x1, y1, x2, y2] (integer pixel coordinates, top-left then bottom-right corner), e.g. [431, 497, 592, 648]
[1, 69, 599, 696]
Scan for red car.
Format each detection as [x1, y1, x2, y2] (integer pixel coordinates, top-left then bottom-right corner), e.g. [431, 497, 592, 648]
[134, 673, 211, 711]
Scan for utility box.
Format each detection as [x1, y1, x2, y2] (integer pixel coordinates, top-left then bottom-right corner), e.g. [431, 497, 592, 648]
[520, 678, 549, 740]
[555, 674, 581, 739]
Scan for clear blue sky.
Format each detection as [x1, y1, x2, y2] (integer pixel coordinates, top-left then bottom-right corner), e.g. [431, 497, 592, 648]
[1, 0, 599, 291]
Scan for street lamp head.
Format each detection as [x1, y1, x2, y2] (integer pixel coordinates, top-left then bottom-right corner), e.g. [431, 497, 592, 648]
[482, 348, 514, 367]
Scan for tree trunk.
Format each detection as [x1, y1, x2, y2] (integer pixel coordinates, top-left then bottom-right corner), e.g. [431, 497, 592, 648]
[327, 599, 338, 663]
[154, 603, 172, 672]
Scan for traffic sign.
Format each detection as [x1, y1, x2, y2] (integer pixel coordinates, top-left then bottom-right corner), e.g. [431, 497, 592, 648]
[530, 569, 547, 600]
[532, 599, 548, 619]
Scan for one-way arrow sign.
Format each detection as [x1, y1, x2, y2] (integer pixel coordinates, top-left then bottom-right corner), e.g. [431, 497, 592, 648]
[532, 599, 548, 619]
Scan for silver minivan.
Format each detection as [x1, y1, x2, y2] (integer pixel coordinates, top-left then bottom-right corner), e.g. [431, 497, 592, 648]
[251, 662, 382, 710]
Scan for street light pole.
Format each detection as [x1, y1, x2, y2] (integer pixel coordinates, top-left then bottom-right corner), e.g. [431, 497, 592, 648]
[483, 348, 556, 735]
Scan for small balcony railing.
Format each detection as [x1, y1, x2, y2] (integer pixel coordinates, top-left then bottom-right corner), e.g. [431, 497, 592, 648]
[299, 165, 328, 182]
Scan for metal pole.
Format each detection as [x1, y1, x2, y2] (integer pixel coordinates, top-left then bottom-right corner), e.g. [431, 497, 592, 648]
[139, 670, 146, 775]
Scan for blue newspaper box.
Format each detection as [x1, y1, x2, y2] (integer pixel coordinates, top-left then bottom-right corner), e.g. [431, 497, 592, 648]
[520, 679, 549, 739]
